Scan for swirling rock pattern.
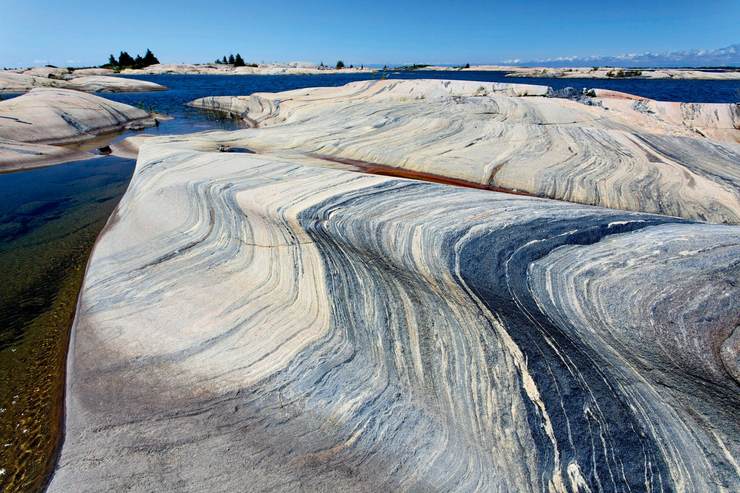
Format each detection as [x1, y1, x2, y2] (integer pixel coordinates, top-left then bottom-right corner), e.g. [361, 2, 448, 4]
[48, 135, 739, 491]
[189, 79, 740, 224]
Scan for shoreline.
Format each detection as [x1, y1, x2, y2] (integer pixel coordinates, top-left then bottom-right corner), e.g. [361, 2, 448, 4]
[1, 75, 737, 491]
[0, 155, 135, 492]
[0, 88, 161, 172]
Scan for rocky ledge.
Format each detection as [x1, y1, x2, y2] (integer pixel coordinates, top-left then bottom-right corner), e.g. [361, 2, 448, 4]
[189, 79, 740, 223]
[120, 62, 374, 76]
[425, 65, 740, 79]
[0, 68, 166, 94]
[0, 88, 158, 171]
[47, 79, 739, 492]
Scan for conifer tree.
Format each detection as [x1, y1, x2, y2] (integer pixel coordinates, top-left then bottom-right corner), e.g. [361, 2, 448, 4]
[142, 49, 159, 66]
[118, 51, 135, 67]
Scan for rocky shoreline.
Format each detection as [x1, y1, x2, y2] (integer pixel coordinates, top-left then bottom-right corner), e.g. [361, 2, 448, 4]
[120, 62, 374, 76]
[46, 79, 740, 491]
[0, 88, 160, 171]
[0, 67, 166, 94]
[187, 79, 740, 223]
[425, 64, 740, 79]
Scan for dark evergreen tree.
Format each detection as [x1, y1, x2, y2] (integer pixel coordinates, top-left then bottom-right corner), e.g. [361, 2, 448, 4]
[118, 51, 135, 67]
[222, 56, 228, 64]
[228, 54, 235, 65]
[107, 54, 117, 66]
[234, 54, 246, 67]
[142, 49, 159, 66]
[336, 60, 345, 69]
[133, 55, 144, 68]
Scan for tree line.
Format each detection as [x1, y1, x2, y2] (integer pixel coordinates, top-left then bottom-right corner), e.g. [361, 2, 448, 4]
[214, 54, 256, 67]
[104, 49, 160, 69]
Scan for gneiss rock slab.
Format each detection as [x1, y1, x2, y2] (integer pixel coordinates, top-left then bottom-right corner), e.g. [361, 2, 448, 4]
[0, 88, 157, 170]
[120, 62, 375, 75]
[47, 138, 739, 491]
[0, 70, 166, 94]
[188, 79, 740, 224]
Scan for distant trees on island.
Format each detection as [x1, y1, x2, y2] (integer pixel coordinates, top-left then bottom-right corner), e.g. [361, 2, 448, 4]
[104, 49, 160, 70]
[214, 53, 257, 67]
[317, 61, 358, 70]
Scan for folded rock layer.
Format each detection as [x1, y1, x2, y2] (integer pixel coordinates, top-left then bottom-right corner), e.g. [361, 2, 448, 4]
[189, 79, 740, 224]
[48, 138, 739, 491]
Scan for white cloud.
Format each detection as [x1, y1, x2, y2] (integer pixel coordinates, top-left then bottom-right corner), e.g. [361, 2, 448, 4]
[505, 44, 740, 68]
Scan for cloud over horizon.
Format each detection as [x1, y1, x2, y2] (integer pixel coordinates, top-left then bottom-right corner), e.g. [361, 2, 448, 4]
[505, 44, 739, 68]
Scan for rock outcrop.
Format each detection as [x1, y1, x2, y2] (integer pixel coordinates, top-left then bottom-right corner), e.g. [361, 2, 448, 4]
[0, 70, 166, 94]
[0, 88, 158, 170]
[47, 133, 740, 491]
[188, 79, 740, 223]
[120, 62, 375, 76]
[425, 65, 740, 79]
[502, 66, 740, 80]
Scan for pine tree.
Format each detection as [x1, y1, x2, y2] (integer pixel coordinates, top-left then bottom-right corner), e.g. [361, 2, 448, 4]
[222, 56, 228, 64]
[118, 51, 135, 67]
[336, 60, 345, 69]
[142, 49, 159, 67]
[228, 54, 235, 65]
[234, 53, 246, 67]
[107, 54, 117, 67]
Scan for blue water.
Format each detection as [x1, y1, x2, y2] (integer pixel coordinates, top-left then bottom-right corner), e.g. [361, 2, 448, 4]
[104, 72, 739, 125]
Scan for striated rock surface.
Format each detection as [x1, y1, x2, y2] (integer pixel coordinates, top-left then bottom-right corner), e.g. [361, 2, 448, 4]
[0, 70, 166, 94]
[0, 88, 157, 170]
[48, 136, 740, 491]
[188, 79, 740, 223]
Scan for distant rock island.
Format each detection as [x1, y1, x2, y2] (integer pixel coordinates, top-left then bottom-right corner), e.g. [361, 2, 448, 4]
[120, 62, 374, 76]
[44, 79, 739, 492]
[425, 65, 740, 79]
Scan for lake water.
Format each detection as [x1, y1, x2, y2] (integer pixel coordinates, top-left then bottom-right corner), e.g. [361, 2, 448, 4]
[0, 71, 738, 492]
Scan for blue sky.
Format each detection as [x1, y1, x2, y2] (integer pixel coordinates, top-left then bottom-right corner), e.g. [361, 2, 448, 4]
[1, 0, 738, 67]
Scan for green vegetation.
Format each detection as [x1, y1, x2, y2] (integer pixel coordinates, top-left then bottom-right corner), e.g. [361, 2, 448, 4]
[214, 53, 253, 67]
[395, 64, 430, 71]
[606, 69, 643, 78]
[336, 60, 345, 69]
[104, 49, 160, 70]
